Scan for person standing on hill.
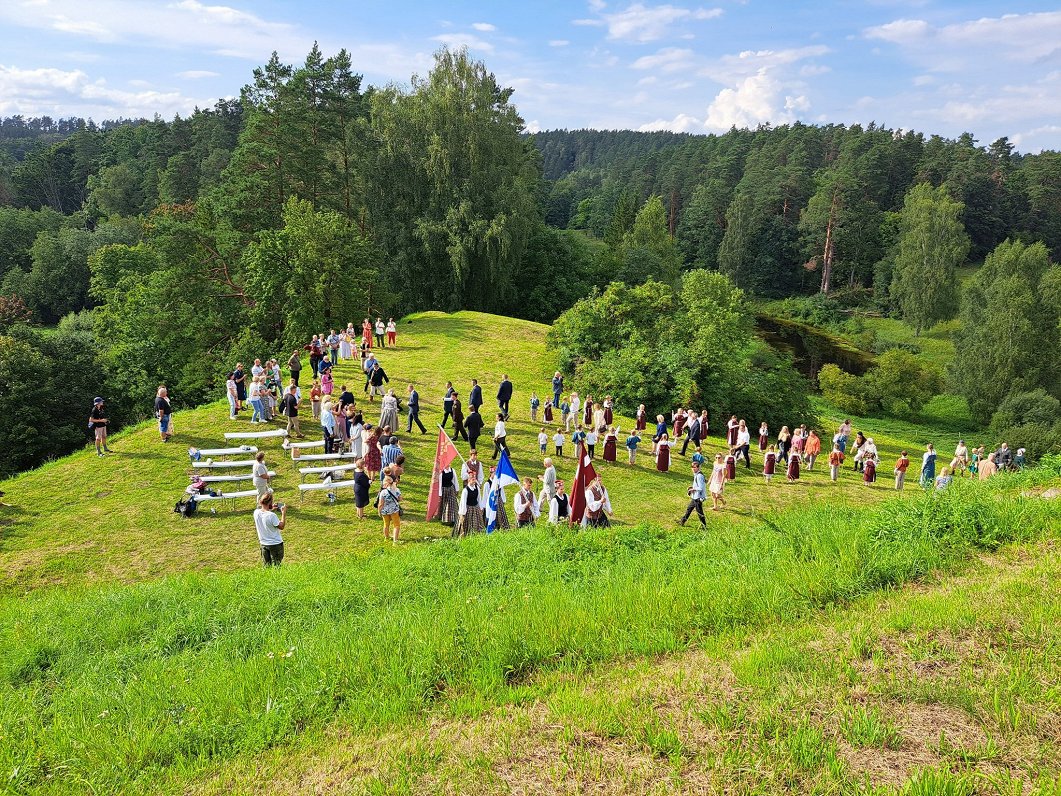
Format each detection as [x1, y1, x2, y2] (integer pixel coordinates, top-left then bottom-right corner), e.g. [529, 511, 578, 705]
[368, 362, 388, 401]
[406, 384, 426, 434]
[894, 450, 910, 491]
[226, 372, 238, 420]
[374, 317, 386, 348]
[450, 392, 468, 442]
[89, 396, 111, 457]
[280, 382, 303, 439]
[513, 477, 540, 528]
[804, 430, 821, 471]
[362, 318, 373, 349]
[465, 405, 484, 450]
[232, 362, 247, 412]
[307, 337, 323, 378]
[326, 329, 340, 366]
[919, 444, 937, 487]
[538, 457, 557, 508]
[441, 381, 455, 428]
[155, 386, 173, 443]
[679, 461, 707, 527]
[552, 372, 564, 410]
[286, 350, 302, 387]
[735, 420, 752, 467]
[254, 493, 286, 567]
[497, 374, 513, 419]
[708, 453, 727, 512]
[386, 317, 397, 347]
[469, 379, 483, 413]
[680, 411, 701, 457]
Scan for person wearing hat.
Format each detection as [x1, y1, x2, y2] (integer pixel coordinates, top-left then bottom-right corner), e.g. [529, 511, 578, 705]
[89, 397, 111, 456]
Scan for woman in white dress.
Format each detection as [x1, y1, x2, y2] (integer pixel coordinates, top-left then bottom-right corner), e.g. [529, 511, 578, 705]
[379, 389, 399, 431]
[339, 330, 353, 361]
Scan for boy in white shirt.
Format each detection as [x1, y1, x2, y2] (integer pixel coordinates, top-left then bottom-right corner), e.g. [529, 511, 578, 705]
[552, 428, 565, 457]
[537, 427, 549, 455]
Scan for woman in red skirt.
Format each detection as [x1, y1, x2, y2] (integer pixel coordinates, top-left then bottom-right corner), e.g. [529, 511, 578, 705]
[636, 404, 647, 431]
[656, 432, 674, 472]
[786, 449, 801, 482]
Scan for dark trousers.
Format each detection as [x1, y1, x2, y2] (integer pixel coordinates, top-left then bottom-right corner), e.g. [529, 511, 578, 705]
[587, 444, 595, 459]
[329, 348, 338, 365]
[452, 421, 468, 442]
[553, 390, 561, 409]
[469, 431, 480, 450]
[680, 435, 700, 456]
[498, 399, 510, 417]
[323, 428, 336, 454]
[375, 333, 385, 347]
[737, 444, 751, 467]
[492, 436, 507, 459]
[290, 370, 300, 386]
[261, 542, 284, 566]
[441, 401, 453, 428]
[407, 407, 426, 433]
[310, 357, 321, 377]
[681, 498, 706, 526]
[555, 446, 563, 457]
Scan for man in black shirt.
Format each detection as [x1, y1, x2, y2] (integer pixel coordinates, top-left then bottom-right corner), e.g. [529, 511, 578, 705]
[232, 364, 246, 411]
[89, 397, 111, 457]
[368, 363, 389, 401]
[469, 379, 483, 412]
[154, 386, 173, 443]
[338, 385, 356, 410]
[280, 383, 304, 438]
[497, 374, 513, 419]
[465, 405, 484, 451]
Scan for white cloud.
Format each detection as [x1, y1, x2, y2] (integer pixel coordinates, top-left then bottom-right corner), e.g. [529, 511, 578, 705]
[431, 32, 495, 53]
[177, 70, 221, 79]
[471, 22, 496, 32]
[631, 47, 695, 72]
[549, 39, 570, 47]
[638, 112, 701, 132]
[575, 3, 724, 43]
[0, 63, 215, 119]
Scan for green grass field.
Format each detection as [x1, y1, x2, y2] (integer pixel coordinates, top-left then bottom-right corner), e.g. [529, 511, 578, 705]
[1, 310, 1057, 794]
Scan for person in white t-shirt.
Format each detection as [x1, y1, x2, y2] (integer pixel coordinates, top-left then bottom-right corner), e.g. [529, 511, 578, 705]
[252, 451, 272, 498]
[253, 493, 286, 566]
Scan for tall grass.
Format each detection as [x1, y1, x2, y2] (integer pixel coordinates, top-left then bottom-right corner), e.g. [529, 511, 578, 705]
[0, 481, 1056, 793]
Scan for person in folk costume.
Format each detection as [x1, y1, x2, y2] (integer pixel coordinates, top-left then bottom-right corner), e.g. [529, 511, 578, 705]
[543, 398, 554, 423]
[786, 448, 801, 482]
[977, 452, 998, 481]
[652, 414, 667, 455]
[708, 453, 727, 511]
[513, 477, 540, 528]
[724, 449, 737, 481]
[567, 393, 580, 432]
[453, 472, 487, 537]
[592, 402, 606, 433]
[735, 420, 752, 468]
[777, 426, 792, 463]
[583, 475, 613, 528]
[863, 443, 878, 485]
[339, 329, 353, 361]
[436, 462, 459, 526]
[656, 432, 675, 472]
[758, 422, 770, 452]
[602, 425, 619, 463]
[920, 444, 938, 486]
[726, 415, 739, 448]
[636, 404, 647, 432]
[804, 430, 822, 471]
[951, 440, 969, 477]
[549, 480, 570, 524]
[450, 392, 468, 442]
[698, 410, 709, 437]
[583, 395, 594, 426]
[603, 396, 614, 426]
[461, 449, 485, 485]
[672, 408, 687, 440]
[362, 318, 373, 349]
[828, 443, 844, 482]
[851, 432, 867, 472]
[484, 466, 511, 531]
[763, 444, 778, 483]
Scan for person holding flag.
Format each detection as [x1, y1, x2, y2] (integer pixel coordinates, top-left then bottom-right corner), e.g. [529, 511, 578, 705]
[513, 477, 540, 528]
[485, 449, 520, 533]
[568, 441, 614, 528]
[426, 426, 462, 523]
[583, 475, 613, 528]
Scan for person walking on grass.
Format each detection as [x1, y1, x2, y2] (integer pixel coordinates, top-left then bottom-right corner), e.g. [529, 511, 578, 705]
[155, 386, 173, 443]
[804, 430, 821, 471]
[514, 477, 540, 528]
[450, 392, 468, 442]
[828, 443, 843, 482]
[406, 384, 427, 434]
[288, 350, 302, 387]
[763, 444, 778, 483]
[708, 453, 727, 511]
[679, 461, 708, 527]
[254, 493, 286, 567]
[491, 413, 508, 460]
[625, 429, 642, 465]
[466, 405, 484, 451]
[89, 396, 111, 456]
[497, 374, 513, 419]
[441, 381, 455, 428]
[377, 474, 402, 543]
[280, 381, 304, 439]
[894, 450, 910, 491]
[252, 451, 273, 499]
[920, 444, 937, 487]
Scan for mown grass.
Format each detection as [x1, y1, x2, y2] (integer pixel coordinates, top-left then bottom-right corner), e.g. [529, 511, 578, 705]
[0, 475, 1057, 793]
[0, 311, 978, 596]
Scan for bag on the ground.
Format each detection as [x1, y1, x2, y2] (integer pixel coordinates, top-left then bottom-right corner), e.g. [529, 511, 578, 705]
[174, 495, 198, 518]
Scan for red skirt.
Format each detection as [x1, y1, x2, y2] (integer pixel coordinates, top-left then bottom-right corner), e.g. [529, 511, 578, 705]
[727, 426, 738, 446]
[656, 446, 670, 472]
[787, 456, 800, 480]
[758, 433, 769, 451]
[725, 458, 736, 480]
[603, 438, 617, 462]
[603, 408, 613, 425]
[636, 415, 647, 431]
[864, 460, 876, 483]
[674, 418, 686, 438]
[763, 455, 776, 475]
[544, 405, 553, 422]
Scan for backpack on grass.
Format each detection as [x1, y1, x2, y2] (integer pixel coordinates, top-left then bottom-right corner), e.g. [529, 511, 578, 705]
[174, 495, 199, 518]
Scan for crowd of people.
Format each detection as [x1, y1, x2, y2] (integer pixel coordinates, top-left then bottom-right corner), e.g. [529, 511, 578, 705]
[95, 322, 1030, 566]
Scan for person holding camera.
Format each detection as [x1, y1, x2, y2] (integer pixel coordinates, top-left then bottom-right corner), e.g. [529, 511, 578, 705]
[254, 493, 286, 566]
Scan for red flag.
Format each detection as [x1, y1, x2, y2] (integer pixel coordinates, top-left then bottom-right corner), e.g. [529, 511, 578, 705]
[568, 441, 599, 526]
[426, 426, 460, 520]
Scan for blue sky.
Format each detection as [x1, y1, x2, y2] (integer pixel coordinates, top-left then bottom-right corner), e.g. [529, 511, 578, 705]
[0, 1, 1059, 151]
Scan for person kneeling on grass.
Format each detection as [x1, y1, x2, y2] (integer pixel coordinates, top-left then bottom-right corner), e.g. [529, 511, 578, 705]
[254, 493, 286, 567]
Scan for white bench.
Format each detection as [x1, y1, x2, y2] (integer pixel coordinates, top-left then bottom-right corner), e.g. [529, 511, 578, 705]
[224, 428, 288, 441]
[283, 439, 325, 450]
[190, 445, 257, 460]
[294, 452, 359, 463]
[298, 464, 357, 482]
[195, 471, 276, 484]
[297, 478, 357, 503]
[191, 459, 258, 469]
[191, 489, 261, 511]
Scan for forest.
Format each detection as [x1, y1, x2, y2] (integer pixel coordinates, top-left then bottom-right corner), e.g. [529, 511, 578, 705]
[0, 45, 1059, 475]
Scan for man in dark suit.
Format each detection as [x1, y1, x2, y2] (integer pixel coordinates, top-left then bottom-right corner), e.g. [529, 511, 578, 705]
[450, 392, 468, 442]
[406, 384, 427, 434]
[465, 405, 484, 450]
[497, 374, 513, 419]
[680, 413, 701, 456]
[469, 379, 483, 413]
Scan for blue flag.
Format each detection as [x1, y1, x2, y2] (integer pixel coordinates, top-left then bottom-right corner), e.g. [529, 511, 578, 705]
[486, 486, 499, 534]
[495, 449, 519, 488]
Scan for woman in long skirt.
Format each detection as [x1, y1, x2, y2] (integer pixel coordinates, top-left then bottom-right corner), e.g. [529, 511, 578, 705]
[673, 409, 686, 440]
[602, 426, 618, 463]
[725, 451, 737, 481]
[437, 466, 459, 525]
[863, 457, 877, 485]
[584, 397, 594, 426]
[339, 332, 353, 361]
[763, 445, 777, 483]
[454, 475, 486, 537]
[708, 453, 727, 511]
[758, 422, 769, 452]
[656, 433, 674, 472]
[786, 450, 801, 482]
[543, 400, 553, 423]
[636, 404, 647, 431]
[363, 425, 382, 479]
[603, 397, 614, 426]
[379, 389, 399, 431]
[726, 415, 739, 448]
[352, 460, 371, 519]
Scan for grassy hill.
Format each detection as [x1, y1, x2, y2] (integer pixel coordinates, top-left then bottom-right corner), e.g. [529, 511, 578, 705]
[1, 311, 1058, 794]
[1, 310, 982, 595]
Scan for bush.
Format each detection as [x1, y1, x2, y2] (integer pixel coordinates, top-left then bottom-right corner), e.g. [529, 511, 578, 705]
[989, 389, 1061, 432]
[818, 363, 869, 416]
